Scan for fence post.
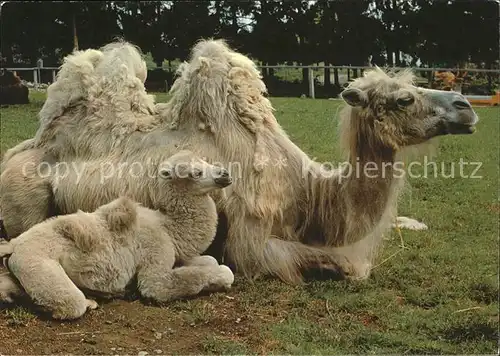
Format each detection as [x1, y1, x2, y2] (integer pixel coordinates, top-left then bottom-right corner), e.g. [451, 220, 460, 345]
[52, 70, 56, 83]
[308, 67, 315, 99]
[36, 59, 43, 89]
[33, 69, 38, 88]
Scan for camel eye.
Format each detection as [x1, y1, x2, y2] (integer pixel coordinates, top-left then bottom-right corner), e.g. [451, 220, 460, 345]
[396, 95, 415, 107]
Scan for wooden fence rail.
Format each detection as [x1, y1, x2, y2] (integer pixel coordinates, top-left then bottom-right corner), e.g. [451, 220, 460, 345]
[3, 65, 499, 99]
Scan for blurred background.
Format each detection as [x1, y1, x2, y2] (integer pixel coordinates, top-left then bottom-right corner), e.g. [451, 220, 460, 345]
[1, 0, 499, 98]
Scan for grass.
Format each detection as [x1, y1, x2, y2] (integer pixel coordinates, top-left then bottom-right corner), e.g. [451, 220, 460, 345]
[0, 91, 499, 354]
[3, 306, 36, 327]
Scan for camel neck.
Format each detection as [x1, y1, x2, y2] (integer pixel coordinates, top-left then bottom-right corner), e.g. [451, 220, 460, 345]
[303, 144, 402, 247]
[340, 146, 402, 243]
[158, 193, 218, 260]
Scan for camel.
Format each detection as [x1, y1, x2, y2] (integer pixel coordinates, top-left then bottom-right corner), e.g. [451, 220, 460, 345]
[0, 150, 234, 320]
[0, 39, 479, 285]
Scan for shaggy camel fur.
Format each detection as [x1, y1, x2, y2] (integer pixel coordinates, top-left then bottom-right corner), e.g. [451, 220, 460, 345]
[0, 150, 234, 320]
[0, 40, 479, 285]
[0, 41, 156, 167]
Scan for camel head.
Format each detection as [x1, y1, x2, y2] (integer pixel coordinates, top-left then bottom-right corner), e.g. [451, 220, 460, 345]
[158, 150, 232, 195]
[340, 67, 479, 150]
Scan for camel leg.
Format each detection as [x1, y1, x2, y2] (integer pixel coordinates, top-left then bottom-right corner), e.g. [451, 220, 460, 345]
[223, 211, 357, 284]
[181, 255, 220, 267]
[7, 253, 97, 320]
[137, 261, 234, 302]
[180, 255, 232, 293]
[393, 216, 428, 231]
[330, 234, 383, 281]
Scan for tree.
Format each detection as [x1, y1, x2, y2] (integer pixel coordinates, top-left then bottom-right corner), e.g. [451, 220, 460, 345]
[1, 2, 70, 66]
[167, 0, 218, 62]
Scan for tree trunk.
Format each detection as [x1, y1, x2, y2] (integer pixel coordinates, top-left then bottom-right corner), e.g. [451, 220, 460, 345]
[72, 11, 79, 50]
[386, 48, 394, 66]
[333, 68, 339, 87]
[231, 4, 238, 37]
[262, 62, 268, 78]
[487, 61, 493, 94]
[395, 49, 401, 66]
[2, 43, 14, 66]
[428, 70, 434, 89]
[324, 61, 331, 87]
[302, 67, 309, 91]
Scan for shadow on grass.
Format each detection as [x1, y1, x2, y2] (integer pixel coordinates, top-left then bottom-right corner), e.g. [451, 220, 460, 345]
[442, 320, 498, 343]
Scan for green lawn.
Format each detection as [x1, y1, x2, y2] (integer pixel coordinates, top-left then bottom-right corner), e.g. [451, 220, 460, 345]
[0, 91, 499, 354]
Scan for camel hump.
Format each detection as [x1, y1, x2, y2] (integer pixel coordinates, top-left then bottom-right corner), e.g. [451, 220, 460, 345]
[54, 213, 102, 253]
[96, 196, 139, 232]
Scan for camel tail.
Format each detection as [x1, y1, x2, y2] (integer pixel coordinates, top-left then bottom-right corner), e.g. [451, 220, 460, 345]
[54, 213, 103, 253]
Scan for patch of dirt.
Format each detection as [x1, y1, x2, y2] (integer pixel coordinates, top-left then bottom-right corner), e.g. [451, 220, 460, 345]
[486, 203, 500, 214]
[0, 277, 288, 355]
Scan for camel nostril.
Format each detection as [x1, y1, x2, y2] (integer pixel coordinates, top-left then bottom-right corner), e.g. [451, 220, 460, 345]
[453, 100, 472, 110]
[220, 169, 229, 178]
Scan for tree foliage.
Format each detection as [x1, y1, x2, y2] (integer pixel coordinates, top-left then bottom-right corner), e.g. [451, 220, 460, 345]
[1, 0, 498, 70]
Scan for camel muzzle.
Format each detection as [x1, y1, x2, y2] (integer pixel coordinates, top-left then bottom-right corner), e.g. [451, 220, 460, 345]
[214, 176, 232, 187]
[214, 168, 232, 187]
[424, 88, 479, 135]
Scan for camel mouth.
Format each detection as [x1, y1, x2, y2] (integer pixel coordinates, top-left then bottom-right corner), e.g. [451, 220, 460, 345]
[446, 122, 477, 135]
[214, 177, 232, 187]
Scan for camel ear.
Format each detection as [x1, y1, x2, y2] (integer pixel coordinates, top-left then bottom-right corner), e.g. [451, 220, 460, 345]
[341, 88, 367, 107]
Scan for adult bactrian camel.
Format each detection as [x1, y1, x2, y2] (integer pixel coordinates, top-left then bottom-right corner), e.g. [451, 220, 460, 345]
[0, 40, 479, 285]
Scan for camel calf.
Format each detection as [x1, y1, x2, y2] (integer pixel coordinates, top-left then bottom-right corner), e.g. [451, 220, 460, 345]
[0, 150, 234, 320]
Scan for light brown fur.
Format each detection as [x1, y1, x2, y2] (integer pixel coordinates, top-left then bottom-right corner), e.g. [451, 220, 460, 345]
[0, 40, 479, 284]
[0, 151, 234, 319]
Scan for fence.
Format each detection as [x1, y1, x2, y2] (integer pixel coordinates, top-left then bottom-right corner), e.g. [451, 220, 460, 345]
[3, 64, 500, 99]
[3, 66, 59, 88]
[256, 65, 500, 99]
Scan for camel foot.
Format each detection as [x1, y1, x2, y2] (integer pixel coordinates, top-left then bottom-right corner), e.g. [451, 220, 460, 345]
[86, 299, 99, 310]
[205, 265, 235, 292]
[393, 216, 428, 231]
[310, 258, 372, 281]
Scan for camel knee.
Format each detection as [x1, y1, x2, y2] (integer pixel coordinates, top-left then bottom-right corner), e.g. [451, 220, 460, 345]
[7, 254, 92, 320]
